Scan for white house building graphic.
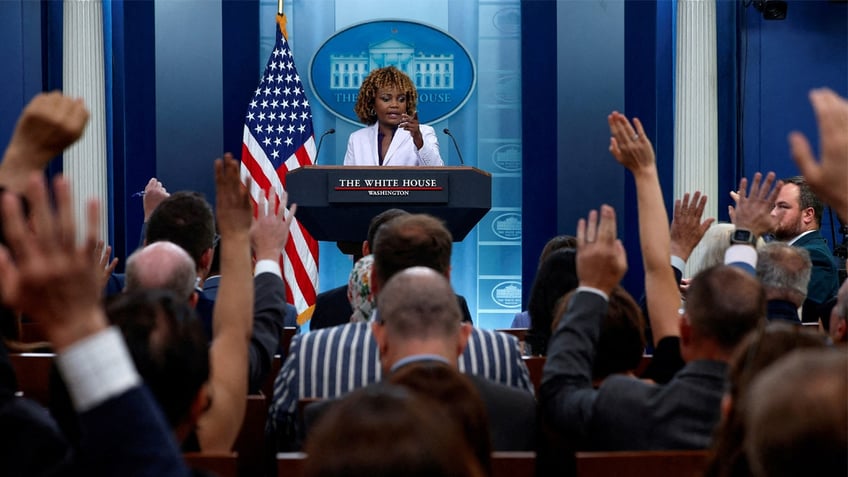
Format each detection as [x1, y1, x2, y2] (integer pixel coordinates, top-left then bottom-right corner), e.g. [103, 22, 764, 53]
[329, 38, 455, 90]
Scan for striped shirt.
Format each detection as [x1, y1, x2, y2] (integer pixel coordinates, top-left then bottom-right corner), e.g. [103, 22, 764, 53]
[268, 322, 533, 437]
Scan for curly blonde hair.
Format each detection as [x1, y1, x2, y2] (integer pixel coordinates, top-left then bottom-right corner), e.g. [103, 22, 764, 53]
[354, 66, 418, 125]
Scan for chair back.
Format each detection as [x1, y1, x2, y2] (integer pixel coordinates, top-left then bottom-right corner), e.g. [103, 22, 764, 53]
[277, 451, 308, 477]
[183, 451, 238, 477]
[575, 450, 710, 477]
[522, 355, 545, 395]
[492, 451, 535, 477]
[234, 394, 268, 477]
[9, 352, 54, 406]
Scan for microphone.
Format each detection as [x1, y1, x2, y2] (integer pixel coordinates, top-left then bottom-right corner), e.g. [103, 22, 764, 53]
[314, 128, 336, 164]
[443, 128, 465, 165]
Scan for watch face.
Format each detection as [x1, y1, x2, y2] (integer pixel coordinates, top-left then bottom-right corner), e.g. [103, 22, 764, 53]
[732, 230, 753, 243]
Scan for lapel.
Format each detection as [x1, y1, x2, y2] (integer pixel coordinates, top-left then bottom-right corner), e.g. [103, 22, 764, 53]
[366, 123, 380, 166]
[792, 230, 820, 248]
[383, 128, 410, 166]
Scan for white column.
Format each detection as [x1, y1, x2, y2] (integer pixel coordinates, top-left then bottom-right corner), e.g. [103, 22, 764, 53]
[63, 0, 109, 243]
[675, 0, 718, 277]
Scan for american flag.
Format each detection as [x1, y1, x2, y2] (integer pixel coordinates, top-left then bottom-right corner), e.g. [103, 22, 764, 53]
[241, 11, 318, 320]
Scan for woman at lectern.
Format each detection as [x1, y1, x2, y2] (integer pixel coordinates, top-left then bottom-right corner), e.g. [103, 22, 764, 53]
[343, 66, 444, 166]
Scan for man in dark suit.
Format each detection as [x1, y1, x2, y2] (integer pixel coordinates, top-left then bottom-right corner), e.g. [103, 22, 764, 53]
[541, 204, 764, 451]
[756, 242, 812, 324]
[0, 171, 190, 476]
[145, 188, 295, 393]
[310, 208, 473, 330]
[370, 266, 536, 450]
[269, 214, 531, 451]
[771, 176, 840, 322]
[310, 208, 407, 330]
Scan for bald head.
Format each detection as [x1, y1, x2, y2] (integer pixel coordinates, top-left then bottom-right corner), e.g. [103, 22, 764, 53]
[378, 267, 462, 341]
[373, 267, 468, 371]
[125, 241, 197, 301]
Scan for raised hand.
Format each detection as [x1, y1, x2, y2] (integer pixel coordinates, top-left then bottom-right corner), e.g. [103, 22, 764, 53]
[789, 88, 848, 222]
[731, 172, 782, 238]
[608, 111, 656, 176]
[399, 112, 424, 148]
[575, 205, 628, 295]
[142, 177, 170, 222]
[250, 192, 296, 263]
[0, 174, 106, 351]
[214, 153, 252, 239]
[0, 92, 89, 193]
[94, 240, 119, 292]
[670, 191, 715, 261]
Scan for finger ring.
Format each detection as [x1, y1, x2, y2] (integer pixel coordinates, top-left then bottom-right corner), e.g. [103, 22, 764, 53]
[632, 134, 639, 141]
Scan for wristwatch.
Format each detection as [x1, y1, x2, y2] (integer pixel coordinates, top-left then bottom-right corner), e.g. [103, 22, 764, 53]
[730, 228, 758, 246]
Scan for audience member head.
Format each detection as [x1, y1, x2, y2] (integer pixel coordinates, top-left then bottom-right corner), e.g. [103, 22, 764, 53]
[371, 213, 452, 293]
[829, 279, 848, 344]
[353, 67, 419, 126]
[388, 361, 493, 475]
[348, 254, 375, 323]
[106, 290, 210, 439]
[303, 384, 485, 477]
[593, 286, 646, 380]
[145, 191, 215, 280]
[682, 265, 765, 360]
[525, 249, 578, 355]
[552, 286, 646, 380]
[372, 267, 468, 371]
[363, 208, 409, 256]
[743, 348, 847, 477]
[771, 176, 824, 240]
[537, 235, 577, 270]
[756, 242, 812, 309]
[125, 241, 198, 305]
[704, 322, 828, 477]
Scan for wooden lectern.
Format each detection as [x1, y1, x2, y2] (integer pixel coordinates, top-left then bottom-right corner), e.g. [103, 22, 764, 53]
[285, 166, 491, 255]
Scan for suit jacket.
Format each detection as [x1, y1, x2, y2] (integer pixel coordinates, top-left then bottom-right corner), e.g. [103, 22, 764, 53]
[310, 285, 474, 330]
[541, 291, 726, 450]
[301, 364, 536, 452]
[468, 374, 537, 451]
[343, 123, 444, 166]
[2, 338, 189, 476]
[793, 230, 839, 322]
[308, 285, 350, 330]
[74, 386, 191, 477]
[196, 272, 294, 393]
[767, 299, 802, 324]
[268, 322, 532, 450]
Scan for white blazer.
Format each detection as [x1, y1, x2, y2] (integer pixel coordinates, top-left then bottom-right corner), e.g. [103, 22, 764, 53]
[343, 123, 444, 166]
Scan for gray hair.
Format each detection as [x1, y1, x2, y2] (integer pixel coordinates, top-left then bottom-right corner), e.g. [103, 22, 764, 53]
[756, 242, 812, 306]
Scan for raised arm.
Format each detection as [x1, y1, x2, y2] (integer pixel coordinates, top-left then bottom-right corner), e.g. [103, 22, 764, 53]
[247, 193, 296, 393]
[725, 172, 782, 273]
[607, 112, 680, 344]
[789, 88, 848, 223]
[540, 205, 628, 439]
[0, 174, 188, 476]
[0, 93, 88, 193]
[196, 153, 254, 451]
[670, 191, 714, 266]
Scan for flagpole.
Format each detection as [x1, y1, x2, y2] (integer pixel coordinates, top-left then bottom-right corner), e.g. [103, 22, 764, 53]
[278, 0, 283, 16]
